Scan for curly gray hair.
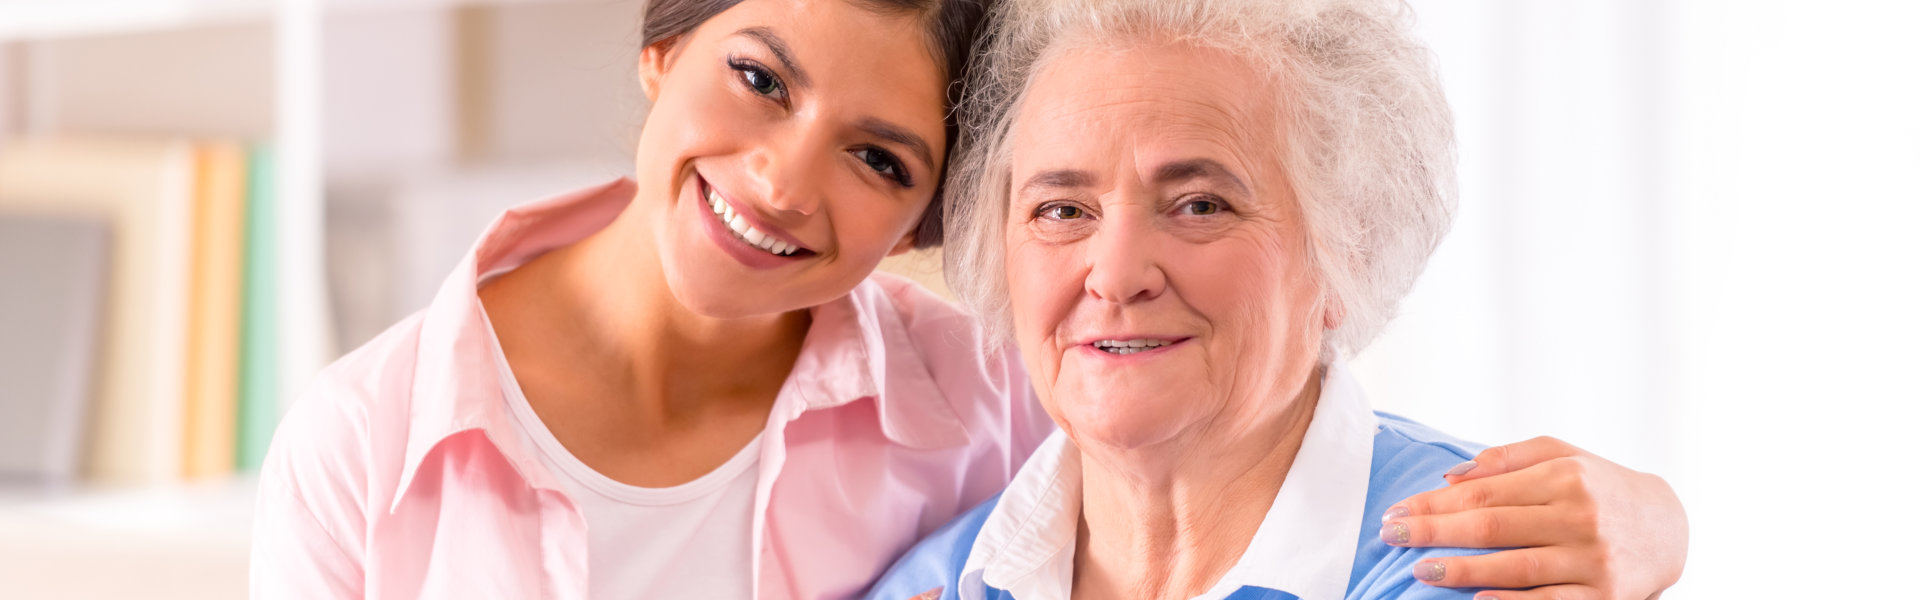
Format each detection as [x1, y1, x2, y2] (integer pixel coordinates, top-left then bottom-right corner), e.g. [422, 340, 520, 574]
[943, 0, 1457, 358]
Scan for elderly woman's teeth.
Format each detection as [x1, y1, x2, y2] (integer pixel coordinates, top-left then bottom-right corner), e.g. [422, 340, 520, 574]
[707, 185, 798, 256]
[1093, 339, 1171, 355]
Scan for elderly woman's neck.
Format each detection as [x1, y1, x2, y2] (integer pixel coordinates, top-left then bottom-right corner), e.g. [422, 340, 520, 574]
[1070, 371, 1323, 600]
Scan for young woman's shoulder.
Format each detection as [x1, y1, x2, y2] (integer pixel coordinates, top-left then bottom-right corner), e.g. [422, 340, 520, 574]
[860, 273, 1054, 460]
[258, 311, 435, 528]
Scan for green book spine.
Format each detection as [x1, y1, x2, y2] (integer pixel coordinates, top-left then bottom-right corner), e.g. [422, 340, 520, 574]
[235, 144, 279, 471]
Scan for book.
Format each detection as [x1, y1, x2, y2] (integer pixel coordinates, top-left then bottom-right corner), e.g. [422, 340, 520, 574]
[0, 136, 195, 486]
[0, 214, 110, 489]
[235, 144, 278, 472]
[183, 142, 246, 479]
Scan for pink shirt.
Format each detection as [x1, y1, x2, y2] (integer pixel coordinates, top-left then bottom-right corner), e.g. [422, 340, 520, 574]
[250, 179, 1054, 599]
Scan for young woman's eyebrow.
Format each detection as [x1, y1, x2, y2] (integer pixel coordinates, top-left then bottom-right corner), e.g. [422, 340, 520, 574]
[736, 27, 812, 89]
[857, 117, 936, 174]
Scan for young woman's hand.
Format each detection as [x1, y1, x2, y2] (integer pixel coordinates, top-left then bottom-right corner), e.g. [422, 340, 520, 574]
[1379, 436, 1687, 600]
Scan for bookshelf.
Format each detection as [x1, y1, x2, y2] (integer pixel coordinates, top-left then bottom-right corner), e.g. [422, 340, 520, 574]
[0, 0, 644, 595]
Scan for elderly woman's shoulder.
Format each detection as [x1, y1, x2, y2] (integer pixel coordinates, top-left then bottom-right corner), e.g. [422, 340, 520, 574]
[862, 493, 1002, 600]
[1349, 412, 1494, 599]
[1363, 411, 1485, 514]
[1369, 411, 1485, 470]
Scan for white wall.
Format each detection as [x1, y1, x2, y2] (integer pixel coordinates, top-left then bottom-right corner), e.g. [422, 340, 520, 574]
[1358, 1, 1920, 595]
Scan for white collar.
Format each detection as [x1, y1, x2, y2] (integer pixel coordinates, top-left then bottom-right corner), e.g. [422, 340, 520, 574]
[960, 358, 1380, 600]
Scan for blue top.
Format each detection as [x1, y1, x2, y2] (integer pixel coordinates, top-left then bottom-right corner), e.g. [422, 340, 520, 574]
[863, 410, 1494, 600]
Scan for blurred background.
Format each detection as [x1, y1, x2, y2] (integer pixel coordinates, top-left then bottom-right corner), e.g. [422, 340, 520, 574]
[0, 0, 1912, 597]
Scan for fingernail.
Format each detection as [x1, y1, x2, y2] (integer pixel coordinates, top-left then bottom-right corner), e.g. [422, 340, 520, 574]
[1380, 521, 1410, 544]
[1414, 560, 1447, 582]
[1444, 460, 1478, 477]
[1474, 595, 1498, 600]
[1381, 505, 1409, 522]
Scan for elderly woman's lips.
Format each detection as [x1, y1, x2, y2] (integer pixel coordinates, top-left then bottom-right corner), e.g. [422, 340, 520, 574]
[1086, 338, 1187, 356]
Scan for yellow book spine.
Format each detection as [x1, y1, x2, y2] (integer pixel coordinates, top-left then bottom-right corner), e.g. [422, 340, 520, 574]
[183, 142, 247, 480]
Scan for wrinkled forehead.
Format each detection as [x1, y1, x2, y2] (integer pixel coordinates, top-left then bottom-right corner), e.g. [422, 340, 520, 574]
[1007, 40, 1286, 189]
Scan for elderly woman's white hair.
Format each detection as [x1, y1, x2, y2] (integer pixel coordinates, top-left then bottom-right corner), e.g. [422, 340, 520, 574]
[943, 0, 1456, 358]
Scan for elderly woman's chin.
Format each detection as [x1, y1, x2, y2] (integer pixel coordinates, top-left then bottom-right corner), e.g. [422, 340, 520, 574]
[1040, 358, 1221, 451]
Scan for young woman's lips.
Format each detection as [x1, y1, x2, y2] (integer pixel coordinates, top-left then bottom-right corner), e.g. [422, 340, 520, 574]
[696, 175, 812, 270]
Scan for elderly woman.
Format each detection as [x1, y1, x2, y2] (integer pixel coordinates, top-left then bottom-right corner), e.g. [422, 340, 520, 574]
[865, 1, 1680, 599]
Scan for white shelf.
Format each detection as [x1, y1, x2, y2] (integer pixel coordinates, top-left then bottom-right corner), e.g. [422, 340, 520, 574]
[0, 0, 276, 42]
[0, 477, 258, 599]
[0, 0, 595, 43]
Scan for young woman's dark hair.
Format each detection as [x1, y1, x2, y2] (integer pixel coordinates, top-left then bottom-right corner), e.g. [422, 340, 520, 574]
[640, 0, 991, 248]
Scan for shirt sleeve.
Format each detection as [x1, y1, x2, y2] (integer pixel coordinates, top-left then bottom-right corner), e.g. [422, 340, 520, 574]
[248, 378, 372, 599]
[250, 468, 365, 598]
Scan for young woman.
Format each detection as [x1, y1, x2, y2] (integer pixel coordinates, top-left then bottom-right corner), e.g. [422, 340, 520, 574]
[250, 1, 1685, 598]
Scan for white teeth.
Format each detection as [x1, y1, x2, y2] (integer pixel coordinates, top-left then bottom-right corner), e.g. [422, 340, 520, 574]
[1093, 339, 1172, 354]
[705, 182, 801, 257]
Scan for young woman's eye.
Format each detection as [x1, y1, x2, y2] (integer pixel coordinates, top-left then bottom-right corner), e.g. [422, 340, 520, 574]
[728, 58, 786, 101]
[854, 148, 913, 187]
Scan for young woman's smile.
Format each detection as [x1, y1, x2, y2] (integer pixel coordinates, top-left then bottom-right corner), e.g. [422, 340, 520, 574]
[695, 172, 814, 270]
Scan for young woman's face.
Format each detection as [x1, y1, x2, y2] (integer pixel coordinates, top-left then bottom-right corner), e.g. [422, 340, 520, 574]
[634, 0, 949, 318]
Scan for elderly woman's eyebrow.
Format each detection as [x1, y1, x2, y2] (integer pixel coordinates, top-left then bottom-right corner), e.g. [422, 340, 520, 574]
[1019, 169, 1096, 196]
[1153, 158, 1250, 196]
[736, 27, 813, 89]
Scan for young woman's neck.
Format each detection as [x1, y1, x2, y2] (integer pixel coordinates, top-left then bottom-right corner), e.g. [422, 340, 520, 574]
[556, 206, 811, 415]
[477, 200, 810, 487]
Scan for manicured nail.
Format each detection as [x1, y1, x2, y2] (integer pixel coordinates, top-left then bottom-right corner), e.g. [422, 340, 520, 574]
[1444, 460, 1478, 477]
[1474, 595, 1498, 600]
[1381, 505, 1409, 522]
[1381, 522, 1410, 544]
[1414, 560, 1447, 582]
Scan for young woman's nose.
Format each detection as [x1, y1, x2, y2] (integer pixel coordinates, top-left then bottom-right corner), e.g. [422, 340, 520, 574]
[744, 134, 827, 216]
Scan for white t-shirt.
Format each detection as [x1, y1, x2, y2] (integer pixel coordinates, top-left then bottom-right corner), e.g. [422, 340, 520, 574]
[483, 308, 760, 600]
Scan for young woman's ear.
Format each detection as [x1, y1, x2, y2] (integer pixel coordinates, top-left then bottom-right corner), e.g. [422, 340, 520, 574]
[638, 38, 681, 102]
[887, 231, 918, 257]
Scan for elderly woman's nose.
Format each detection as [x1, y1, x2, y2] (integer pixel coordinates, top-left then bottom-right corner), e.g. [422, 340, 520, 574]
[745, 134, 828, 215]
[1082, 214, 1168, 304]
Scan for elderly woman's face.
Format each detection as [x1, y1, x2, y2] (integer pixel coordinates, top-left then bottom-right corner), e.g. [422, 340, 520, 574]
[1004, 42, 1331, 451]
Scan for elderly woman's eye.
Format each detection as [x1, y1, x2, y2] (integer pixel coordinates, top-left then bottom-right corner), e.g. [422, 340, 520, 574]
[1039, 204, 1086, 220]
[1183, 198, 1227, 216]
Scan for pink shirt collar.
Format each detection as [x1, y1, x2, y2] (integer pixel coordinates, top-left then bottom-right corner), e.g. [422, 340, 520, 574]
[388, 178, 970, 514]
